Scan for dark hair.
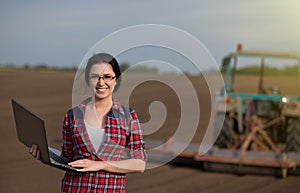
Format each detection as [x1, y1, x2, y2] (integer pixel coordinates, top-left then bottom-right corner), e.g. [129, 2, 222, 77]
[85, 53, 122, 90]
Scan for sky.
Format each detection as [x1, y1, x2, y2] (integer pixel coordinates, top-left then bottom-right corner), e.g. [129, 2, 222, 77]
[0, 0, 300, 73]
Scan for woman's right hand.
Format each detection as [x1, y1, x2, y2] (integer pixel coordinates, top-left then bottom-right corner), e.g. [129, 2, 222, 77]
[29, 144, 41, 160]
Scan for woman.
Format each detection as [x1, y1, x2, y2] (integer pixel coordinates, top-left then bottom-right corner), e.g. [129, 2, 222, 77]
[30, 53, 147, 192]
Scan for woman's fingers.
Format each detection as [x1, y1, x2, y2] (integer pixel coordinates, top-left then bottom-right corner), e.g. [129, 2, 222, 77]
[69, 159, 87, 167]
[31, 144, 38, 157]
[29, 144, 40, 160]
[36, 149, 40, 160]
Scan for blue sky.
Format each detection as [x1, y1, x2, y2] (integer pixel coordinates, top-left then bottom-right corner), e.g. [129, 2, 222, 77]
[0, 0, 299, 72]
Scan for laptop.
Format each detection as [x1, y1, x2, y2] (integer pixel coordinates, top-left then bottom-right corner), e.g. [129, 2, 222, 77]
[11, 98, 78, 171]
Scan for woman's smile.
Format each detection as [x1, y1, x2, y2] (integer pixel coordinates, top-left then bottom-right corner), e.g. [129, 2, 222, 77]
[95, 86, 109, 94]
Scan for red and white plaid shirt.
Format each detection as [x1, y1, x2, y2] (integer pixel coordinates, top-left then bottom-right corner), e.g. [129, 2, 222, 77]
[61, 98, 147, 193]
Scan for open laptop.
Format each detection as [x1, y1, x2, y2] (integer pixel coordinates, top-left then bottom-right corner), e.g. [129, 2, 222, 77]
[11, 98, 78, 171]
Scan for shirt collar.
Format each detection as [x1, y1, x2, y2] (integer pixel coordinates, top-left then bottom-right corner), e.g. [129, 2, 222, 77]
[112, 97, 126, 116]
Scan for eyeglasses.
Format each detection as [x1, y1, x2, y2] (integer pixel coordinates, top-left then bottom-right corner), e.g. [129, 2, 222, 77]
[89, 73, 116, 82]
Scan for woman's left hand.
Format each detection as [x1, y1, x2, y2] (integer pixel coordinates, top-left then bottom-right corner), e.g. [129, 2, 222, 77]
[68, 159, 106, 172]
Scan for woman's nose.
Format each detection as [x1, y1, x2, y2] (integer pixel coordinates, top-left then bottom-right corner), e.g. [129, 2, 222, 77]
[97, 77, 105, 85]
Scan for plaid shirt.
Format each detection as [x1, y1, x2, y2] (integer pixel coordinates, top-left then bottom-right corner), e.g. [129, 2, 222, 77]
[61, 98, 147, 193]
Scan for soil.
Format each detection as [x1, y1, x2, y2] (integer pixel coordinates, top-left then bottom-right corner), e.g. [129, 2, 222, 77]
[1, 70, 299, 193]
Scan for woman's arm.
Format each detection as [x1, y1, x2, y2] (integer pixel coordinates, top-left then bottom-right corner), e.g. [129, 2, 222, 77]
[68, 158, 146, 173]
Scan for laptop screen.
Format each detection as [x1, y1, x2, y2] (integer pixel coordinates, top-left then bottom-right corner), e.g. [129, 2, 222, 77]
[11, 99, 50, 163]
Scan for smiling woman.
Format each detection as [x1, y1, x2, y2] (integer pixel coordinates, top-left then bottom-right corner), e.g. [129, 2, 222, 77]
[29, 53, 148, 193]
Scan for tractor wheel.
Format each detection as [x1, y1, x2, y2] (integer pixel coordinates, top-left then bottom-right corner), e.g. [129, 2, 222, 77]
[285, 118, 300, 152]
[214, 113, 235, 148]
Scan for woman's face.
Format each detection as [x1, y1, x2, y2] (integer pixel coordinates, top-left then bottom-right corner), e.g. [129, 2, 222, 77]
[89, 63, 116, 101]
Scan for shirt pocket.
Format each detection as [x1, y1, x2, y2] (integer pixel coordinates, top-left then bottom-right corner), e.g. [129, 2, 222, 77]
[105, 126, 127, 146]
[98, 128, 128, 161]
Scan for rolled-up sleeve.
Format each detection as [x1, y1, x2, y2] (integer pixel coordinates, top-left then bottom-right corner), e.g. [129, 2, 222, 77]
[126, 109, 148, 161]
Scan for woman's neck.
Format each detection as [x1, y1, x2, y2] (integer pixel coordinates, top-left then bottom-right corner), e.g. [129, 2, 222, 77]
[85, 97, 112, 129]
[93, 97, 113, 110]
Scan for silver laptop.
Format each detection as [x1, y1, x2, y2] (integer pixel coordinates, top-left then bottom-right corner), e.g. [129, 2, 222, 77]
[11, 98, 78, 171]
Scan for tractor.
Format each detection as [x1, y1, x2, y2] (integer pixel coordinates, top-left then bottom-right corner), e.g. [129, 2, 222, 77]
[145, 45, 300, 177]
[206, 44, 300, 177]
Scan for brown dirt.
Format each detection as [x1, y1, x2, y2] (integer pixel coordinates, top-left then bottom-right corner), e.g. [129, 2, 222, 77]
[0, 70, 299, 193]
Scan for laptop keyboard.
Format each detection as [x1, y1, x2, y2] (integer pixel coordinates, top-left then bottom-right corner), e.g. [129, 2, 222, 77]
[49, 149, 69, 165]
[48, 148, 78, 171]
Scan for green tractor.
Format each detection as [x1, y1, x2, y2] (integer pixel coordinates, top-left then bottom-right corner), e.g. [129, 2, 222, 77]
[209, 45, 300, 176]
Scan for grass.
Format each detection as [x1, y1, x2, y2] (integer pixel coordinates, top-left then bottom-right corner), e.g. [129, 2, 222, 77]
[0, 65, 76, 72]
